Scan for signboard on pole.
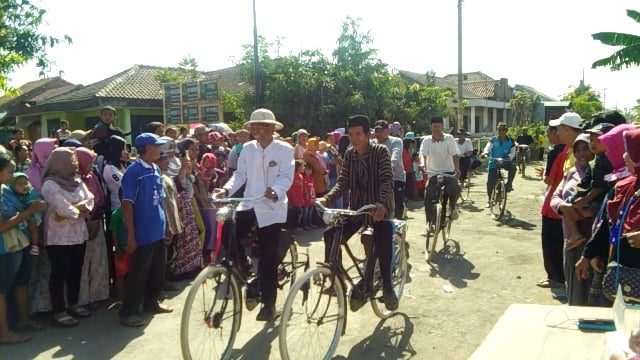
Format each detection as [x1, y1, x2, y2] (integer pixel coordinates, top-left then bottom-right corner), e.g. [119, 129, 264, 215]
[162, 77, 222, 124]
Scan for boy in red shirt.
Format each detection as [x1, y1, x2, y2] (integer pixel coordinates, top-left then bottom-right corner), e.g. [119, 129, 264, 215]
[287, 160, 306, 229]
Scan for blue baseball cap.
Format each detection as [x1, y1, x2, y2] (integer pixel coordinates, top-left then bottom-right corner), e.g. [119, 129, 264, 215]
[134, 132, 167, 150]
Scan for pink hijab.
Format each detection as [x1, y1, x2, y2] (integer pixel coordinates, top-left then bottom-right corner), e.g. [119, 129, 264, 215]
[26, 138, 58, 191]
[599, 124, 636, 172]
[75, 147, 105, 211]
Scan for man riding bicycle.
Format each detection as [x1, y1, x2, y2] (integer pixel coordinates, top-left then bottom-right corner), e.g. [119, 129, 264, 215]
[455, 129, 474, 183]
[481, 122, 516, 206]
[419, 117, 461, 226]
[318, 114, 398, 311]
[214, 108, 294, 322]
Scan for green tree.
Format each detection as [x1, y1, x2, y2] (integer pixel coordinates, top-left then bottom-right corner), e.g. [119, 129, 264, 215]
[221, 91, 250, 130]
[562, 83, 604, 121]
[155, 56, 200, 83]
[592, 9, 640, 70]
[510, 90, 539, 125]
[1, 0, 71, 94]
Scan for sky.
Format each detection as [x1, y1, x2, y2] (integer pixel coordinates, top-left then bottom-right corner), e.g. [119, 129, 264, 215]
[9, 0, 640, 110]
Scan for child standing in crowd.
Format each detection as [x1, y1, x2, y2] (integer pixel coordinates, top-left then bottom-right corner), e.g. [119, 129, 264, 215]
[288, 160, 306, 229]
[110, 197, 128, 302]
[56, 120, 71, 142]
[3, 173, 43, 256]
[302, 162, 317, 230]
[0, 157, 46, 344]
[194, 153, 218, 263]
[41, 148, 95, 327]
[413, 152, 425, 198]
[120, 133, 172, 327]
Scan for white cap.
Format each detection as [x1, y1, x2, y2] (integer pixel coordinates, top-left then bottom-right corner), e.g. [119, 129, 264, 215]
[549, 112, 583, 129]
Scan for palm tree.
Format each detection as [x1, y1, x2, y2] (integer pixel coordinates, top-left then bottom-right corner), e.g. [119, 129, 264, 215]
[592, 9, 640, 70]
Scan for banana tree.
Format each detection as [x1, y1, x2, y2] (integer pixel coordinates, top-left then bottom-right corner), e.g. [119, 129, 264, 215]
[592, 9, 640, 70]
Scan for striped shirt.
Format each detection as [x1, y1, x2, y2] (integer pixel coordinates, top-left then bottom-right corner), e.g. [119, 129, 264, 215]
[325, 142, 394, 223]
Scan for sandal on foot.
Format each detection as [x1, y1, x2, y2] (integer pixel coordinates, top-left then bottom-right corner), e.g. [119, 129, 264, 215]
[0, 332, 31, 345]
[68, 305, 91, 318]
[15, 320, 44, 332]
[537, 279, 551, 288]
[53, 312, 78, 327]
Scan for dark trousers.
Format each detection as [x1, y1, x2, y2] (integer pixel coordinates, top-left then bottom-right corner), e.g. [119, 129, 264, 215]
[486, 162, 516, 200]
[121, 240, 166, 317]
[394, 181, 406, 219]
[541, 216, 565, 283]
[323, 219, 393, 291]
[405, 172, 417, 200]
[48, 243, 86, 313]
[424, 175, 460, 224]
[459, 157, 471, 181]
[236, 210, 281, 308]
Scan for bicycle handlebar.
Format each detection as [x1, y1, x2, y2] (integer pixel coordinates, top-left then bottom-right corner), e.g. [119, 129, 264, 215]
[211, 195, 264, 204]
[314, 200, 377, 216]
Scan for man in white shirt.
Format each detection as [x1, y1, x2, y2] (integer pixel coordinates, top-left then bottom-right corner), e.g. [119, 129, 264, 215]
[419, 117, 461, 226]
[215, 108, 294, 322]
[455, 129, 474, 182]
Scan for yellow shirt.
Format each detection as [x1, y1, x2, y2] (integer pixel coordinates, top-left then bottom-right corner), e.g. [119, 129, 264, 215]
[563, 152, 575, 174]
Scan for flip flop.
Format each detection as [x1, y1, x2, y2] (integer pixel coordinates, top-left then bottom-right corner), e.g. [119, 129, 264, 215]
[536, 279, 551, 288]
[0, 332, 31, 345]
[53, 312, 78, 327]
[15, 320, 44, 332]
[68, 305, 91, 318]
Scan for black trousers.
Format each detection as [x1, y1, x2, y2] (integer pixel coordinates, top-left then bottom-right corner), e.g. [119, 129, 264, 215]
[459, 157, 471, 181]
[48, 243, 86, 313]
[236, 210, 281, 308]
[541, 216, 565, 283]
[121, 240, 166, 317]
[323, 219, 393, 292]
[394, 181, 406, 219]
[486, 162, 516, 200]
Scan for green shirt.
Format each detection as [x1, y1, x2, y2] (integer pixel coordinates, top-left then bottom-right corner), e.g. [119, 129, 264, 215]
[110, 208, 128, 253]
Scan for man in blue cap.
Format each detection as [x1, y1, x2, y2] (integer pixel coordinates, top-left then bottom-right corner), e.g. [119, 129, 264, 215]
[119, 133, 171, 327]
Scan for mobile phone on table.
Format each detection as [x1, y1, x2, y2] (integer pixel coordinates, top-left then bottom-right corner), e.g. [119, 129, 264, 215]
[577, 318, 616, 332]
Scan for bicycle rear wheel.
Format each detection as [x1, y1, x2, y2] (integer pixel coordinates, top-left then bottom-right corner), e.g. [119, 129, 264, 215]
[276, 243, 299, 311]
[180, 266, 242, 360]
[279, 266, 346, 360]
[426, 202, 442, 261]
[490, 181, 507, 220]
[371, 221, 408, 319]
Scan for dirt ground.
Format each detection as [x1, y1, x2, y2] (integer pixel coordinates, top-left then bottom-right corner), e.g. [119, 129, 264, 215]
[4, 163, 559, 359]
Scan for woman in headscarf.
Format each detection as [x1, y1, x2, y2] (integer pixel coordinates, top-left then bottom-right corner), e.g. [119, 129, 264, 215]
[41, 148, 94, 327]
[26, 138, 57, 192]
[102, 136, 128, 211]
[75, 148, 109, 307]
[303, 137, 328, 196]
[607, 128, 640, 268]
[26, 138, 57, 314]
[551, 134, 595, 305]
[170, 139, 203, 278]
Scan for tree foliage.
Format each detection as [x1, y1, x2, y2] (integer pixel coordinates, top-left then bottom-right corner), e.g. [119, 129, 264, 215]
[234, 17, 453, 135]
[562, 83, 604, 121]
[592, 9, 640, 70]
[1, 0, 71, 95]
[510, 90, 540, 125]
[155, 56, 200, 84]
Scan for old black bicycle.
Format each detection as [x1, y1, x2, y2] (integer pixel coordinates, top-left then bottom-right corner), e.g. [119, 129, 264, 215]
[278, 201, 408, 360]
[180, 196, 307, 360]
[425, 173, 457, 261]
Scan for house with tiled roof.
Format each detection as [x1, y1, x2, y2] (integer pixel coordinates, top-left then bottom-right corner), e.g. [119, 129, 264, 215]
[0, 77, 79, 140]
[11, 64, 248, 141]
[398, 70, 560, 134]
[398, 70, 513, 134]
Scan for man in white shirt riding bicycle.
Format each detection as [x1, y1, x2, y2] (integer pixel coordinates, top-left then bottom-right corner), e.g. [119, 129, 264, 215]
[419, 117, 461, 227]
[455, 129, 474, 183]
[214, 108, 294, 322]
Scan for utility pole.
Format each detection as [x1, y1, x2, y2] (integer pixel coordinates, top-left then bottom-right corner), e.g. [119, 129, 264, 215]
[252, 0, 262, 108]
[457, 0, 464, 131]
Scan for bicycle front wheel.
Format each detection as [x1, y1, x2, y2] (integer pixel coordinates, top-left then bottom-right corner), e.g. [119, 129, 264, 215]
[371, 221, 408, 319]
[279, 266, 346, 360]
[180, 266, 242, 360]
[426, 202, 442, 261]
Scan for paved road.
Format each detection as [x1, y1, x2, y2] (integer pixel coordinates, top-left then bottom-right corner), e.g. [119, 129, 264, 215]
[5, 167, 557, 359]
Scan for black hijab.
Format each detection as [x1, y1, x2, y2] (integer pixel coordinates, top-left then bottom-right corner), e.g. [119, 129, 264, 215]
[104, 135, 126, 167]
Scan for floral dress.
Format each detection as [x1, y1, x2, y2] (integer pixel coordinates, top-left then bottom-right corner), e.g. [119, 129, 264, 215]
[170, 175, 203, 278]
